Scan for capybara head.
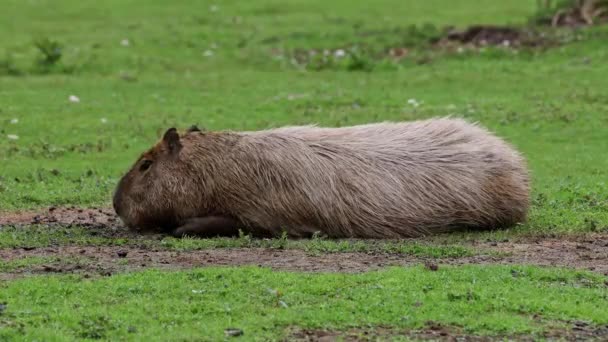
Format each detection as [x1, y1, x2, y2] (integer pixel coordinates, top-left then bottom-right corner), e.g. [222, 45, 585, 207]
[113, 126, 203, 232]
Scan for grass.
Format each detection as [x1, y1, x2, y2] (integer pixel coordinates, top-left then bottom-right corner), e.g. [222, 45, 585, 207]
[0, 225, 475, 258]
[0, 256, 56, 273]
[1, 1, 607, 234]
[0, 266, 606, 341]
[1, 0, 608, 339]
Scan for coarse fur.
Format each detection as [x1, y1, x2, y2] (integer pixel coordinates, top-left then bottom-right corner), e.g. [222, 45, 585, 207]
[113, 117, 530, 239]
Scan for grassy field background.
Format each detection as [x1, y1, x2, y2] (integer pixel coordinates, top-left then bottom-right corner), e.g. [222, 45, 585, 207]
[3, 266, 607, 340]
[1, 0, 607, 234]
[1, 0, 608, 340]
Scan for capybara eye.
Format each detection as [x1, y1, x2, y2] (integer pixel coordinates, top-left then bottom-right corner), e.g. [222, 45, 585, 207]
[140, 159, 153, 172]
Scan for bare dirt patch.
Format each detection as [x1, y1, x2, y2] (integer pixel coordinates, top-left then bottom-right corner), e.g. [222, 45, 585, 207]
[0, 234, 607, 279]
[0, 206, 119, 229]
[436, 1, 608, 54]
[288, 320, 608, 341]
[481, 234, 608, 274]
[534, 0, 608, 28]
[0, 246, 411, 278]
[1, 207, 607, 277]
[434, 25, 551, 48]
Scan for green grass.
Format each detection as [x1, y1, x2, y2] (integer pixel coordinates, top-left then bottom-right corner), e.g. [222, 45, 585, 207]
[1, 1, 608, 339]
[0, 256, 56, 273]
[0, 266, 606, 341]
[0, 225, 474, 258]
[1, 1, 607, 235]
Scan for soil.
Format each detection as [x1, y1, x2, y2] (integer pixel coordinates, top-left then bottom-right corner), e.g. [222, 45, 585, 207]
[433, 25, 551, 48]
[481, 234, 608, 274]
[0, 246, 412, 278]
[1, 207, 607, 340]
[534, 2, 608, 28]
[0, 206, 118, 228]
[289, 321, 608, 341]
[435, 1, 608, 49]
[1, 207, 608, 278]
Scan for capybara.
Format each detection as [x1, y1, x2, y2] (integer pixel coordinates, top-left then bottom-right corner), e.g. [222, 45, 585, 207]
[113, 117, 530, 238]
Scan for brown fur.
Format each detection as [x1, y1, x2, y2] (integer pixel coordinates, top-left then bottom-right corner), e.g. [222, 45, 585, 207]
[113, 117, 530, 238]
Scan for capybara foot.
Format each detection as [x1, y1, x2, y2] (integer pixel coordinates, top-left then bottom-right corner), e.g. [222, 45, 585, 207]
[172, 216, 241, 238]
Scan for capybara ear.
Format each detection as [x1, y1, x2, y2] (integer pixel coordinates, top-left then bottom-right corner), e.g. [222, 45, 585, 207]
[162, 128, 182, 153]
[187, 125, 202, 133]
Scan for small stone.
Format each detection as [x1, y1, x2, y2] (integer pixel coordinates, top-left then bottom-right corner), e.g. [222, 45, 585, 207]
[573, 320, 589, 329]
[42, 265, 58, 272]
[224, 328, 243, 337]
[424, 262, 438, 271]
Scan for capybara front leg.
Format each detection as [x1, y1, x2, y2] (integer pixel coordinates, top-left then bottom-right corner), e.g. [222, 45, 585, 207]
[172, 216, 241, 238]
